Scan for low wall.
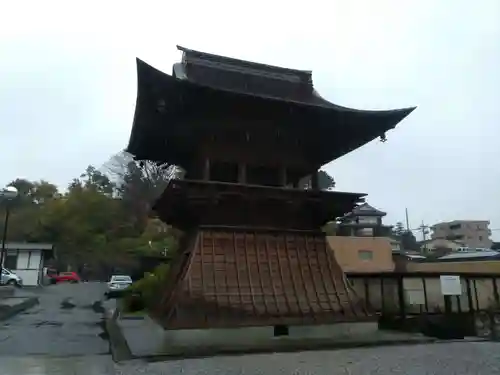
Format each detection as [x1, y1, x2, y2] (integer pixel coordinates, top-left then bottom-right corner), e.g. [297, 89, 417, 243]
[407, 261, 500, 274]
[327, 236, 395, 273]
[348, 273, 500, 314]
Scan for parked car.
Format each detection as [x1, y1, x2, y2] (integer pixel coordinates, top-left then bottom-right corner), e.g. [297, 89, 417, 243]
[0, 268, 23, 286]
[106, 275, 133, 298]
[49, 272, 81, 284]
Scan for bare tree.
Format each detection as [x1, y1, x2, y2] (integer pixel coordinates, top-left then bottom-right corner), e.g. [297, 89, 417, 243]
[101, 151, 182, 231]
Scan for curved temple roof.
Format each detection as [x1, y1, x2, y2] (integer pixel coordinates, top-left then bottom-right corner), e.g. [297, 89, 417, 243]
[127, 47, 416, 167]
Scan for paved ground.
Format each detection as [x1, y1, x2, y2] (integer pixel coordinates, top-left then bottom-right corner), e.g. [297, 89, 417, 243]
[1, 341, 500, 374]
[121, 341, 500, 374]
[2, 284, 500, 374]
[0, 282, 109, 356]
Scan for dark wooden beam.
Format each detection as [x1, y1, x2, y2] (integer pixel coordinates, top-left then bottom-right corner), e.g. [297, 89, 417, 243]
[311, 171, 319, 190]
[203, 158, 210, 180]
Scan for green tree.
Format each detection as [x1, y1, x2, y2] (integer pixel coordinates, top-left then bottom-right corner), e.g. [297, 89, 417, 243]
[1, 179, 60, 241]
[391, 222, 419, 251]
[69, 166, 115, 196]
[392, 221, 406, 237]
[401, 230, 419, 251]
[2, 156, 181, 273]
[298, 170, 335, 190]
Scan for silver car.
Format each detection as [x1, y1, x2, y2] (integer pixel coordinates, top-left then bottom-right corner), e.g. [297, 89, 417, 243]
[107, 275, 132, 294]
[1, 268, 23, 286]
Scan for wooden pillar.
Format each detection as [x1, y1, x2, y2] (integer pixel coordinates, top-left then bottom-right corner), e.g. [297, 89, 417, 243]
[311, 170, 319, 190]
[280, 167, 287, 187]
[238, 163, 247, 184]
[203, 158, 210, 181]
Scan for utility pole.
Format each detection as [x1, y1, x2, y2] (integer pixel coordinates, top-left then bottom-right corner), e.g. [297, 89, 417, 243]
[418, 221, 430, 241]
[418, 221, 430, 254]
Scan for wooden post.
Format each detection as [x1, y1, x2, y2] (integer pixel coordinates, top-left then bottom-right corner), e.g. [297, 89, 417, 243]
[311, 170, 319, 190]
[280, 166, 287, 187]
[238, 164, 247, 184]
[203, 158, 210, 180]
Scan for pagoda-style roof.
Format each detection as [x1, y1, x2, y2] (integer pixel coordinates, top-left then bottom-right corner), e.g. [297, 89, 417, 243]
[153, 179, 366, 230]
[344, 203, 387, 218]
[127, 46, 416, 168]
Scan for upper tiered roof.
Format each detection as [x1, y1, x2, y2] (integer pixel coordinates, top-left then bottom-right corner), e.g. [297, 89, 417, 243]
[127, 46, 416, 168]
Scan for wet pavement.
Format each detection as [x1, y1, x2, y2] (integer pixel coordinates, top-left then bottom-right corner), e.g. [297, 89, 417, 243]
[0, 282, 109, 357]
[2, 284, 500, 374]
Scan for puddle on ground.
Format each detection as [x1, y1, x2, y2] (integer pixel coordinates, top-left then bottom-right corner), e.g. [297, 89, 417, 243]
[83, 321, 102, 327]
[60, 298, 76, 309]
[33, 321, 63, 327]
[89, 301, 104, 313]
[97, 318, 110, 343]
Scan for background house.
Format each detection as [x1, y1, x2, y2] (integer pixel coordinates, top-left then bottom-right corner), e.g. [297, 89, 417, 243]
[431, 220, 492, 249]
[327, 202, 395, 273]
[337, 203, 392, 237]
[2, 242, 55, 286]
[418, 238, 463, 256]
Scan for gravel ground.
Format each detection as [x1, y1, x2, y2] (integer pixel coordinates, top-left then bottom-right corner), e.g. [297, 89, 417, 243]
[116, 341, 500, 375]
[2, 340, 500, 374]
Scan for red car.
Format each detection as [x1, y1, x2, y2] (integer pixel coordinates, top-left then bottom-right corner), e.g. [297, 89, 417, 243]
[49, 272, 81, 284]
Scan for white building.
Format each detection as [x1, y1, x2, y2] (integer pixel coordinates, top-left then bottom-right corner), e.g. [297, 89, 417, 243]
[2, 242, 54, 286]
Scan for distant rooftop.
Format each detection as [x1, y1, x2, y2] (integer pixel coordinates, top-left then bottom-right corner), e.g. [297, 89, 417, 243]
[4, 242, 53, 250]
[341, 203, 387, 220]
[438, 250, 500, 261]
[431, 220, 490, 228]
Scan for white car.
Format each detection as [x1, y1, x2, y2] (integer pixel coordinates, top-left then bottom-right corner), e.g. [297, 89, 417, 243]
[107, 275, 133, 294]
[1, 268, 23, 286]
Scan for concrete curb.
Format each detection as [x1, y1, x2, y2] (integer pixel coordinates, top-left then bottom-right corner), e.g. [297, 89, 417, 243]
[104, 309, 133, 362]
[139, 337, 440, 363]
[0, 297, 39, 321]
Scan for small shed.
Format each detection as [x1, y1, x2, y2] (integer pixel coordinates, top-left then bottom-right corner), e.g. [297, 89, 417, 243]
[3, 242, 55, 286]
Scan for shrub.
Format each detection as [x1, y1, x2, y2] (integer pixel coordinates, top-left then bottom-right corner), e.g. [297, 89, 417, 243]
[122, 263, 170, 312]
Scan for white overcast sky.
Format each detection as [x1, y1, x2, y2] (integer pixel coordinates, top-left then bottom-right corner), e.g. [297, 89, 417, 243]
[1, 0, 499, 239]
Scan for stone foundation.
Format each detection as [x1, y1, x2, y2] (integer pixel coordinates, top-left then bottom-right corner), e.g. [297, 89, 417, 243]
[162, 322, 379, 348]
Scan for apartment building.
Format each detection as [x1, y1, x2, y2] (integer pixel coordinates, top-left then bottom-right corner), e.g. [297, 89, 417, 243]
[431, 220, 492, 249]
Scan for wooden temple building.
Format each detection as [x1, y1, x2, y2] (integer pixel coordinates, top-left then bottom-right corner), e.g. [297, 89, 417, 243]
[127, 46, 415, 330]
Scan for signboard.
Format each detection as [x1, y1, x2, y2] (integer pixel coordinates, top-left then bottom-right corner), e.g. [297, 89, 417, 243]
[440, 275, 462, 296]
[406, 290, 425, 305]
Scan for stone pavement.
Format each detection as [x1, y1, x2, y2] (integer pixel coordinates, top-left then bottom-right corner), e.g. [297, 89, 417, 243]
[2, 341, 500, 374]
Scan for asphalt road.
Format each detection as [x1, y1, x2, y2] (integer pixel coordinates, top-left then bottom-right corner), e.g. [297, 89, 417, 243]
[2, 284, 500, 374]
[0, 282, 110, 357]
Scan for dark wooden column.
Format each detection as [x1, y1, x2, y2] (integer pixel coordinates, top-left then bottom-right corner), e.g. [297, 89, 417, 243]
[203, 158, 210, 180]
[280, 167, 287, 187]
[311, 170, 319, 190]
[238, 164, 247, 184]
